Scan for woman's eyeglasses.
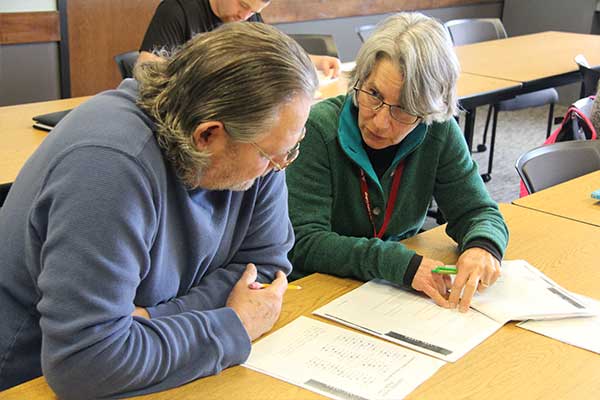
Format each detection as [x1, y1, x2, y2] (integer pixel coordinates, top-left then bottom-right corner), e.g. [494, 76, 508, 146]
[353, 85, 421, 125]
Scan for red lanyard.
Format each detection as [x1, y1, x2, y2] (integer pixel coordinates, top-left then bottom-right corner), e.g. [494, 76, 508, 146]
[359, 162, 405, 239]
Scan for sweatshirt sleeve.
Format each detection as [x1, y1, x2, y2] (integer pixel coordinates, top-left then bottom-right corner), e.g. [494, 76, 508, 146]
[147, 170, 294, 318]
[286, 117, 418, 286]
[433, 119, 509, 257]
[34, 147, 250, 399]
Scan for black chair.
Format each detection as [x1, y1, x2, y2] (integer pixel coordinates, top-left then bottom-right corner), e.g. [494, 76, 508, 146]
[356, 24, 376, 43]
[445, 18, 559, 182]
[288, 34, 339, 58]
[114, 50, 140, 79]
[515, 140, 600, 194]
[0, 183, 12, 208]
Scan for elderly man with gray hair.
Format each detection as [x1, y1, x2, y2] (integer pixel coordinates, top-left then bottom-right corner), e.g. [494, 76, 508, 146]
[0, 22, 316, 398]
[286, 12, 508, 313]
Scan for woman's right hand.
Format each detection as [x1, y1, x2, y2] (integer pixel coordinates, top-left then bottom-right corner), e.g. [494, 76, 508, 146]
[411, 257, 452, 308]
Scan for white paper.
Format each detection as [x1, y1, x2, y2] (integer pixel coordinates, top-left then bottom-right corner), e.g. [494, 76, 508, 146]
[470, 260, 593, 322]
[244, 316, 445, 400]
[340, 61, 356, 72]
[317, 70, 339, 84]
[517, 295, 600, 354]
[313, 280, 502, 362]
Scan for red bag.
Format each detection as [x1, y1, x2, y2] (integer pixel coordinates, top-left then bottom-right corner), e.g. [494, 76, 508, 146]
[519, 97, 598, 197]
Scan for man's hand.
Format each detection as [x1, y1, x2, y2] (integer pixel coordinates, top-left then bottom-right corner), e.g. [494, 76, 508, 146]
[449, 248, 501, 312]
[411, 257, 451, 308]
[309, 54, 342, 79]
[226, 263, 287, 341]
[131, 306, 150, 319]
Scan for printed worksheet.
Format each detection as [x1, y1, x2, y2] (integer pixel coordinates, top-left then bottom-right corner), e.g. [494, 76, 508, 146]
[517, 294, 600, 354]
[314, 280, 502, 362]
[244, 317, 445, 400]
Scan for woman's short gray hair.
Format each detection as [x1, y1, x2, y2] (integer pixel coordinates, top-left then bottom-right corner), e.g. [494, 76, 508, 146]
[350, 12, 459, 124]
[135, 22, 317, 188]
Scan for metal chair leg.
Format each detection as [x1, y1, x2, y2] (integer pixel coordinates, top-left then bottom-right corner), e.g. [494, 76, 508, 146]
[546, 103, 555, 138]
[477, 105, 493, 153]
[482, 106, 499, 183]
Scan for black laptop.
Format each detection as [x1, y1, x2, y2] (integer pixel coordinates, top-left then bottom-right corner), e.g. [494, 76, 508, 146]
[32, 109, 72, 132]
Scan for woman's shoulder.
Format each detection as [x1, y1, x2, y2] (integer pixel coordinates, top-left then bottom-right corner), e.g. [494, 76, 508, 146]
[425, 118, 463, 142]
[307, 95, 347, 141]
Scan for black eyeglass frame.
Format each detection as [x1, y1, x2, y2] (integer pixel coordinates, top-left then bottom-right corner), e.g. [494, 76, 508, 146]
[353, 84, 423, 125]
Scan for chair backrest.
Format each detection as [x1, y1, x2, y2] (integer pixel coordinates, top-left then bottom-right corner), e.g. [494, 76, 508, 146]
[515, 139, 600, 194]
[576, 63, 600, 98]
[356, 24, 376, 43]
[0, 183, 12, 208]
[114, 50, 140, 79]
[288, 34, 338, 58]
[572, 96, 595, 119]
[444, 18, 507, 46]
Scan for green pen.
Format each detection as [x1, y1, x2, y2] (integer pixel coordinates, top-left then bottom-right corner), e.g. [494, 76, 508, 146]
[431, 265, 457, 274]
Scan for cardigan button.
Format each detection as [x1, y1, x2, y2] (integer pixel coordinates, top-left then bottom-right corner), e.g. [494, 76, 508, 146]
[372, 207, 382, 216]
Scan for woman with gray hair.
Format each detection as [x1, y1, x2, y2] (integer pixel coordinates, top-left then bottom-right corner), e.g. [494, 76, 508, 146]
[286, 12, 508, 312]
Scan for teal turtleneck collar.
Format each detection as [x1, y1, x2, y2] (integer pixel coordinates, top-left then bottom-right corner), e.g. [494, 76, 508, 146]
[337, 96, 427, 191]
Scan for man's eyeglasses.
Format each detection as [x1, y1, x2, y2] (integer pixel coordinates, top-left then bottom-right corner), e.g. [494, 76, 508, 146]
[353, 85, 422, 125]
[252, 127, 306, 171]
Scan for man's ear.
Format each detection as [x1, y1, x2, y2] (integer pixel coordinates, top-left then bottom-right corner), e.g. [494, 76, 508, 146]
[192, 121, 227, 151]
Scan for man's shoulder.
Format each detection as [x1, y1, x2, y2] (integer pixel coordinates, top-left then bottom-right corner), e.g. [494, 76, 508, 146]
[156, 0, 216, 29]
[53, 82, 158, 162]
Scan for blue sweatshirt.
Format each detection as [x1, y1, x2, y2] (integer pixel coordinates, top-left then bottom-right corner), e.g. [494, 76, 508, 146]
[0, 80, 293, 398]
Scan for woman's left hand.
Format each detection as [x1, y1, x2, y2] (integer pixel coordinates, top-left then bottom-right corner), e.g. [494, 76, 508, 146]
[449, 247, 501, 312]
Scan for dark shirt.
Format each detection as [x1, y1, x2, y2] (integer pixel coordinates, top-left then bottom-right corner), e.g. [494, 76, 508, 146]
[140, 0, 263, 53]
[363, 140, 401, 179]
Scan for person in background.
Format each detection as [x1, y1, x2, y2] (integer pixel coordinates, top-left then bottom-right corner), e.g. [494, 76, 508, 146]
[0, 22, 317, 398]
[139, 0, 341, 77]
[285, 12, 509, 313]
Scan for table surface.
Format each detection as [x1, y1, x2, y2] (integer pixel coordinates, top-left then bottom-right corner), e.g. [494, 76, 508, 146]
[1, 72, 520, 185]
[455, 31, 600, 83]
[0, 96, 90, 185]
[317, 72, 521, 102]
[513, 170, 600, 227]
[2, 204, 599, 400]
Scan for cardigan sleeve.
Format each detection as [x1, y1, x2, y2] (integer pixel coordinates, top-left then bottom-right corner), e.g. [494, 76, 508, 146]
[433, 119, 509, 257]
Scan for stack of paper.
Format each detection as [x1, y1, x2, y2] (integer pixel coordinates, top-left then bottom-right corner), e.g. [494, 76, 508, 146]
[313, 260, 593, 362]
[470, 260, 592, 323]
[517, 294, 600, 354]
[244, 316, 445, 400]
[244, 260, 597, 399]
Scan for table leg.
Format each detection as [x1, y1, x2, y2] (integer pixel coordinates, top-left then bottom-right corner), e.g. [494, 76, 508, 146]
[463, 108, 476, 153]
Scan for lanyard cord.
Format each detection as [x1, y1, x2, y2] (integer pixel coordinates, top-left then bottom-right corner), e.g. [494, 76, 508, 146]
[359, 162, 405, 239]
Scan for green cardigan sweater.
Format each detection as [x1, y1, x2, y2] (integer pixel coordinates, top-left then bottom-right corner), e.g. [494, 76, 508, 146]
[286, 95, 509, 285]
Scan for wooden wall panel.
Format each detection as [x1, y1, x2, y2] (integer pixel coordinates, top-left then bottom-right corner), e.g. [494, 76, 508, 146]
[262, 0, 500, 23]
[67, 0, 160, 97]
[0, 12, 60, 45]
